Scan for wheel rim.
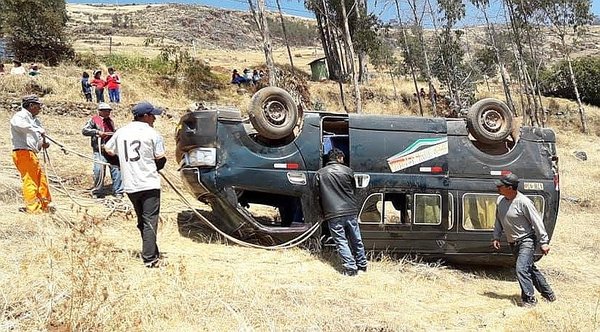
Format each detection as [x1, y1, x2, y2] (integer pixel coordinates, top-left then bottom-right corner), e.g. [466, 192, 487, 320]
[263, 100, 287, 126]
[480, 108, 504, 132]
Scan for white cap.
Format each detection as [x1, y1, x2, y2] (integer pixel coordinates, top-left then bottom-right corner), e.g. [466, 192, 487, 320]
[98, 102, 112, 111]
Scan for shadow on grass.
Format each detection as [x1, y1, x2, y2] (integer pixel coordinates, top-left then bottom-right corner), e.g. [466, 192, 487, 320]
[482, 291, 520, 303]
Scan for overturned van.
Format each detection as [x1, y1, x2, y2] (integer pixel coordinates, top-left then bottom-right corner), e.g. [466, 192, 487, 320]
[175, 88, 559, 266]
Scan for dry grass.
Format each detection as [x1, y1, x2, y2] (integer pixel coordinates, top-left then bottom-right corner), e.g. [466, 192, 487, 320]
[2, 54, 600, 331]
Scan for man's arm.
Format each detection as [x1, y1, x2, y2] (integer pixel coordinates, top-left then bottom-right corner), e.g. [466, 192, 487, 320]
[492, 206, 503, 250]
[82, 118, 99, 137]
[523, 200, 551, 254]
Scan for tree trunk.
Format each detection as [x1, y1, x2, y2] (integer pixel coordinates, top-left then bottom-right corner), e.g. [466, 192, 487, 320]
[356, 0, 368, 83]
[562, 36, 587, 133]
[394, 0, 423, 116]
[249, 0, 276, 86]
[340, 0, 362, 113]
[481, 7, 516, 115]
[275, 0, 294, 73]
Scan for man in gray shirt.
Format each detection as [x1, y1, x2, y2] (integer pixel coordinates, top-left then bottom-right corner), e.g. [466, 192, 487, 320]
[492, 173, 555, 307]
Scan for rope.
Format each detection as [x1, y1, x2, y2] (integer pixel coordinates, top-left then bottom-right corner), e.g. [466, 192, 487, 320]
[159, 170, 322, 250]
[44, 135, 111, 166]
[41, 138, 132, 216]
[42, 135, 320, 250]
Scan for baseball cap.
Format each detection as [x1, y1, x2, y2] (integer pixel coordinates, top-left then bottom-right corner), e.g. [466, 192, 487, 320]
[132, 101, 163, 117]
[22, 95, 42, 106]
[495, 173, 519, 187]
[98, 102, 112, 111]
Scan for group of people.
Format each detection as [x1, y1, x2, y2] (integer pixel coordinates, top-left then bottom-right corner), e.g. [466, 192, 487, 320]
[81, 67, 121, 103]
[0, 60, 41, 76]
[11, 94, 166, 268]
[9, 94, 559, 299]
[316, 149, 555, 307]
[230, 68, 264, 86]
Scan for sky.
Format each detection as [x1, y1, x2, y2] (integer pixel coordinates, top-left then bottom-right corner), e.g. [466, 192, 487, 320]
[69, 0, 600, 26]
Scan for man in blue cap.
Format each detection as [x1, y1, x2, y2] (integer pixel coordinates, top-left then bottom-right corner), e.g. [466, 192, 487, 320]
[492, 173, 556, 307]
[104, 101, 167, 268]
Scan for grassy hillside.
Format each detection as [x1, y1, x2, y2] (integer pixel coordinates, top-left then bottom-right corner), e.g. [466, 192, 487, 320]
[2, 12, 600, 328]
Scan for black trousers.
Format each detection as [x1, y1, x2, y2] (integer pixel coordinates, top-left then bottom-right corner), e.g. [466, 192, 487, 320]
[127, 189, 161, 264]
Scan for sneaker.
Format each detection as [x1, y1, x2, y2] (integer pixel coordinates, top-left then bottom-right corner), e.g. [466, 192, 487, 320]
[358, 265, 367, 273]
[342, 269, 357, 276]
[114, 194, 124, 199]
[542, 293, 556, 302]
[18, 207, 27, 213]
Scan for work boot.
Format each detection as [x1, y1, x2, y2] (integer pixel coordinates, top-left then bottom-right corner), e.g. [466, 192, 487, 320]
[542, 293, 556, 302]
[342, 269, 357, 276]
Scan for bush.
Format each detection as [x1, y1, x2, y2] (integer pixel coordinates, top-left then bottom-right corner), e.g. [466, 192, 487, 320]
[539, 57, 600, 107]
[183, 59, 225, 101]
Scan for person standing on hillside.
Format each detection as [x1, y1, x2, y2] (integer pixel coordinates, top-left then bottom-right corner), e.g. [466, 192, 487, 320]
[492, 173, 556, 307]
[104, 101, 167, 268]
[82, 102, 123, 199]
[10, 95, 52, 213]
[106, 67, 121, 103]
[81, 72, 93, 102]
[316, 148, 367, 276]
[91, 70, 106, 103]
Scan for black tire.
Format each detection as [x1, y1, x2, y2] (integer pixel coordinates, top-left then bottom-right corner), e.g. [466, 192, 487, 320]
[249, 87, 298, 140]
[466, 98, 513, 145]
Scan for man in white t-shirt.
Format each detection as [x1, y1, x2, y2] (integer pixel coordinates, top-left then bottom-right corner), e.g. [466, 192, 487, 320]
[104, 101, 167, 268]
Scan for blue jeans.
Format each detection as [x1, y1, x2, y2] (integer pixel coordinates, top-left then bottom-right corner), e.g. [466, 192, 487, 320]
[95, 88, 105, 103]
[108, 88, 120, 103]
[327, 215, 367, 271]
[92, 152, 123, 195]
[510, 237, 554, 303]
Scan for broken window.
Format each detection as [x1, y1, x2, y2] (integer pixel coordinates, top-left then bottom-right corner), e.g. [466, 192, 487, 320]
[359, 193, 412, 225]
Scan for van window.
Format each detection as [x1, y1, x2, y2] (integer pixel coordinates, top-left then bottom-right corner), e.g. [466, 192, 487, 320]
[462, 193, 499, 230]
[527, 195, 545, 216]
[383, 193, 411, 225]
[414, 194, 441, 225]
[358, 193, 412, 225]
[359, 193, 382, 224]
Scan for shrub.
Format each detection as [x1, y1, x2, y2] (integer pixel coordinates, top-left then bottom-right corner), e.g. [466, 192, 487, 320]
[183, 59, 225, 101]
[539, 57, 600, 107]
[72, 53, 100, 69]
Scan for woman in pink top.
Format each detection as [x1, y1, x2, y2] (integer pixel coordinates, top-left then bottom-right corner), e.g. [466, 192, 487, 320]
[91, 70, 106, 103]
[106, 67, 121, 103]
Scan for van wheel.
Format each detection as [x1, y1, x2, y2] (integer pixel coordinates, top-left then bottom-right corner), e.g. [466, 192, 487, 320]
[249, 87, 298, 140]
[466, 98, 513, 145]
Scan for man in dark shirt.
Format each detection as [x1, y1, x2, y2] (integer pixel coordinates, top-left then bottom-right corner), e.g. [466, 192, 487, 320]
[316, 148, 367, 276]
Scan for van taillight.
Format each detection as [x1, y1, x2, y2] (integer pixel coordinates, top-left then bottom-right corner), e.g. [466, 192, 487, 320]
[553, 174, 559, 191]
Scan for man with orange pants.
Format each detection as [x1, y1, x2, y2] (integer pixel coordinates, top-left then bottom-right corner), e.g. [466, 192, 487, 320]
[10, 95, 52, 213]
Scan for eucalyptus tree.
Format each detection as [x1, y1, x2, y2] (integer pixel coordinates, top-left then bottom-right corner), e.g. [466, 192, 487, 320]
[503, 0, 545, 125]
[275, 0, 295, 73]
[408, 0, 437, 115]
[248, 0, 276, 86]
[537, 0, 592, 133]
[1, 0, 73, 65]
[393, 0, 424, 115]
[430, 0, 474, 109]
[470, 0, 517, 114]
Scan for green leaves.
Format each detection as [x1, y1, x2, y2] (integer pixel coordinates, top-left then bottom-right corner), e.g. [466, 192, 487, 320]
[0, 0, 73, 65]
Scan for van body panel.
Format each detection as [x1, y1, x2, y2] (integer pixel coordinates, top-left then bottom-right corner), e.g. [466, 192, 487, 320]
[176, 110, 560, 266]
